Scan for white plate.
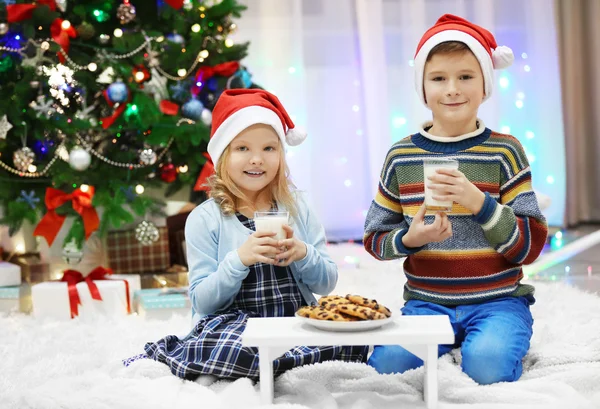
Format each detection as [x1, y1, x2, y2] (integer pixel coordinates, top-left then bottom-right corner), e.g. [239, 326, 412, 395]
[295, 313, 394, 332]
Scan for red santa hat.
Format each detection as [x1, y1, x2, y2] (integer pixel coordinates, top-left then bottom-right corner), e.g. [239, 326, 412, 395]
[206, 89, 307, 167]
[413, 14, 514, 106]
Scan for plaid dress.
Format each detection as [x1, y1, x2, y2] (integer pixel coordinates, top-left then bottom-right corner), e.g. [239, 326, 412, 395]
[129, 213, 368, 381]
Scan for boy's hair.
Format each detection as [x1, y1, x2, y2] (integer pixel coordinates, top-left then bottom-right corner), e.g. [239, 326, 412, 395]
[207, 140, 298, 217]
[426, 41, 472, 62]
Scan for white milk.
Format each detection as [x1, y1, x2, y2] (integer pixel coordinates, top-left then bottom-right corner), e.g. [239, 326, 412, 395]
[423, 159, 459, 211]
[254, 216, 288, 240]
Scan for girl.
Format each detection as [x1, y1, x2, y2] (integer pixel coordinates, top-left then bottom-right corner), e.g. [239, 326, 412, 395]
[125, 89, 367, 382]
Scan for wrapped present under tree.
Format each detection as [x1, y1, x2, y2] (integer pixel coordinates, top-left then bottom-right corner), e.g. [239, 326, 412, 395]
[0, 285, 32, 314]
[107, 226, 169, 275]
[32, 267, 140, 320]
[134, 287, 190, 320]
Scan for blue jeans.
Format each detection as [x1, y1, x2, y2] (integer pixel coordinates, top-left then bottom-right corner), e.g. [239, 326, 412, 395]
[368, 296, 534, 385]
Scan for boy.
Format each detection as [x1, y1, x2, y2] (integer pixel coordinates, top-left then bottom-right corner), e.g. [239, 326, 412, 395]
[363, 14, 548, 385]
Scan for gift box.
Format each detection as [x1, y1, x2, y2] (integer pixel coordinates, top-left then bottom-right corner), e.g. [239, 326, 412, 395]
[166, 211, 191, 268]
[0, 261, 21, 287]
[31, 273, 141, 321]
[107, 227, 170, 274]
[139, 265, 189, 289]
[134, 287, 190, 320]
[11, 253, 51, 284]
[0, 285, 32, 314]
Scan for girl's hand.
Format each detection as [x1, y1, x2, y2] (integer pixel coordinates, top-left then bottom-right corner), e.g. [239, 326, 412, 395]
[274, 225, 307, 266]
[402, 203, 453, 248]
[427, 168, 486, 215]
[238, 231, 279, 266]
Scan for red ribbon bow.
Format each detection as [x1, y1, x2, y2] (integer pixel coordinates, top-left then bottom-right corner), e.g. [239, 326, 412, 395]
[6, 0, 56, 22]
[7, 1, 77, 64]
[50, 18, 77, 63]
[191, 61, 240, 96]
[60, 267, 131, 319]
[33, 187, 100, 247]
[193, 153, 214, 191]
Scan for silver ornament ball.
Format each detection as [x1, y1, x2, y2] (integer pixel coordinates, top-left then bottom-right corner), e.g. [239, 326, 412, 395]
[200, 108, 212, 126]
[135, 220, 160, 246]
[139, 148, 157, 166]
[13, 147, 35, 172]
[68, 148, 92, 171]
[62, 241, 83, 265]
[117, 3, 136, 24]
[0, 23, 8, 36]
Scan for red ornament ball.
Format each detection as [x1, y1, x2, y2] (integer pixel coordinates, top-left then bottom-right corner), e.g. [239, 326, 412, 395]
[160, 163, 177, 183]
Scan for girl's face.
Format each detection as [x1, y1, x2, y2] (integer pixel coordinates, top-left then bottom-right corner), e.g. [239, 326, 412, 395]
[225, 124, 282, 199]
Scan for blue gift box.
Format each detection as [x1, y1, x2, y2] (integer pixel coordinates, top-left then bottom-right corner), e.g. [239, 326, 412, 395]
[0, 285, 31, 314]
[134, 287, 190, 320]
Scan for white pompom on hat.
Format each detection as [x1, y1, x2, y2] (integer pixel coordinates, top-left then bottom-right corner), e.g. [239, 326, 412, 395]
[207, 89, 307, 167]
[413, 14, 514, 106]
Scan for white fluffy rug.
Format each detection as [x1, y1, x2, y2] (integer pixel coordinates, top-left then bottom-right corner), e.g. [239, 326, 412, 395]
[2, 244, 600, 409]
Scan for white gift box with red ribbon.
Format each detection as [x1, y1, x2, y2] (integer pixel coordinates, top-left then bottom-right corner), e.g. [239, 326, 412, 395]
[31, 272, 140, 321]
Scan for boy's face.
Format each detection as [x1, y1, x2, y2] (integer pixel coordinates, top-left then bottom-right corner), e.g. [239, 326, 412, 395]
[423, 50, 484, 132]
[226, 124, 281, 198]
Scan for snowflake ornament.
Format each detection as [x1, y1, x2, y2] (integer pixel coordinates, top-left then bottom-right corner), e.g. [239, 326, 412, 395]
[29, 95, 56, 119]
[142, 68, 169, 105]
[0, 115, 13, 139]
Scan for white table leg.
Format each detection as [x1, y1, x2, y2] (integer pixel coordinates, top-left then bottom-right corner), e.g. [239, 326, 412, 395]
[423, 344, 438, 409]
[258, 346, 274, 405]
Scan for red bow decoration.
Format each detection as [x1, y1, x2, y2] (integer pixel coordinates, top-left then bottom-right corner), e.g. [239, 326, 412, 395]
[7, 1, 77, 64]
[191, 61, 240, 96]
[33, 187, 100, 247]
[100, 89, 131, 129]
[50, 18, 77, 63]
[164, 0, 184, 9]
[60, 267, 132, 319]
[193, 153, 214, 191]
[6, 0, 56, 22]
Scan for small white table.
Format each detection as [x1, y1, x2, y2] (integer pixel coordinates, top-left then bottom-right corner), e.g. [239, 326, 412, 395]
[242, 315, 454, 409]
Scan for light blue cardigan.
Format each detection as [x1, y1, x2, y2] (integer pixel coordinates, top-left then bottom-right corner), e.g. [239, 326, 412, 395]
[184, 192, 338, 324]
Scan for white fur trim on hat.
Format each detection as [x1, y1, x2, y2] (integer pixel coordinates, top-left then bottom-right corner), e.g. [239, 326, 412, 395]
[414, 30, 495, 107]
[207, 106, 286, 167]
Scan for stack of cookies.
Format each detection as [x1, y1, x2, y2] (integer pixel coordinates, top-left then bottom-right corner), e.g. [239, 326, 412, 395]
[296, 294, 392, 322]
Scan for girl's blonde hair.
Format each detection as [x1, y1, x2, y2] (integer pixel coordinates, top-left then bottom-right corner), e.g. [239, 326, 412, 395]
[206, 139, 298, 217]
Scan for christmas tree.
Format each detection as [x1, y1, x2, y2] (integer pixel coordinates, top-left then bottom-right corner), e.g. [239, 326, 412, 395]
[0, 0, 258, 251]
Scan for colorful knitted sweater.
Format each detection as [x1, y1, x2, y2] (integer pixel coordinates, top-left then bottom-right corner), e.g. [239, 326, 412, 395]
[364, 122, 548, 305]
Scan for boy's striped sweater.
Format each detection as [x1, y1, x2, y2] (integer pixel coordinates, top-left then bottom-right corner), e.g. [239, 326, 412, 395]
[364, 124, 548, 306]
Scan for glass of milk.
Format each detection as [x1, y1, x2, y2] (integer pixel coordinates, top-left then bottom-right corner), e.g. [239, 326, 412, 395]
[253, 211, 289, 241]
[423, 158, 459, 212]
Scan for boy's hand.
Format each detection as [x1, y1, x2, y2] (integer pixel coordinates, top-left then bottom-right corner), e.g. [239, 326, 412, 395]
[427, 168, 486, 215]
[274, 225, 307, 266]
[238, 231, 279, 266]
[403, 203, 452, 248]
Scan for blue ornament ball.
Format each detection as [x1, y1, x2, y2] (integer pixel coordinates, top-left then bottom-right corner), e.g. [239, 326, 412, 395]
[107, 81, 128, 103]
[237, 69, 253, 88]
[182, 99, 204, 120]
